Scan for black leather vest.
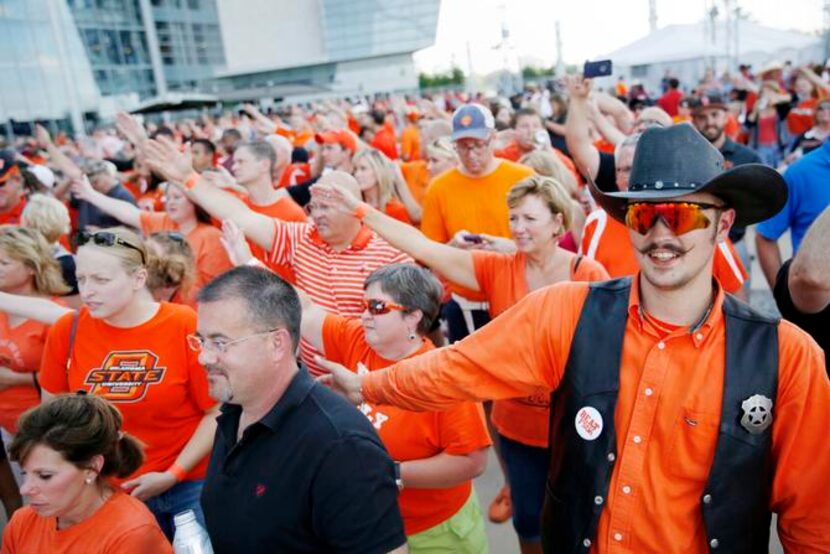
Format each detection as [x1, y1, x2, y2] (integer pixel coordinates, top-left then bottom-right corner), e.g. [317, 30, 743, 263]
[541, 278, 778, 553]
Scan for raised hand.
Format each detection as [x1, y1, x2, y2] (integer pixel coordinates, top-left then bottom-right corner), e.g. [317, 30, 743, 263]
[144, 138, 193, 183]
[114, 112, 148, 147]
[309, 182, 360, 216]
[69, 175, 97, 201]
[220, 219, 254, 266]
[34, 124, 53, 148]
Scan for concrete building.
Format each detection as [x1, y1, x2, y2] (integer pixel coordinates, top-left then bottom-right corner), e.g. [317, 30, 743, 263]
[209, 0, 440, 101]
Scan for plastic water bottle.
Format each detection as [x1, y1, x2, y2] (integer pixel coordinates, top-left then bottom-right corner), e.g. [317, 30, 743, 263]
[172, 510, 214, 554]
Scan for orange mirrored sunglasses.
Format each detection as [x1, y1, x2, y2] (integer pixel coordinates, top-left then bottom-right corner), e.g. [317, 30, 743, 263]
[625, 202, 725, 236]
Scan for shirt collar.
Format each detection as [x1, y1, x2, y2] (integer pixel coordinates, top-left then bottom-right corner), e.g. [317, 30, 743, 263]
[308, 224, 374, 251]
[627, 273, 725, 347]
[720, 137, 738, 154]
[217, 369, 317, 437]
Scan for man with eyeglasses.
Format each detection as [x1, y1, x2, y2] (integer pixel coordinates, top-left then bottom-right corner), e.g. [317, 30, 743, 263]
[143, 137, 412, 377]
[319, 125, 830, 553]
[420, 104, 534, 344]
[196, 266, 407, 554]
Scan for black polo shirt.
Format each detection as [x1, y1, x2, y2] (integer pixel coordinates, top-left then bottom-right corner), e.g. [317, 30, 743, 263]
[201, 370, 405, 554]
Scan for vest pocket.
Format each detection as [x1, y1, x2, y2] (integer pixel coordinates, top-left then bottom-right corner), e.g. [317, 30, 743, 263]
[667, 409, 719, 481]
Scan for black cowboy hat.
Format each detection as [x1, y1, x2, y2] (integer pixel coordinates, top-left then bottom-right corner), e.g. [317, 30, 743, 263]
[590, 125, 787, 228]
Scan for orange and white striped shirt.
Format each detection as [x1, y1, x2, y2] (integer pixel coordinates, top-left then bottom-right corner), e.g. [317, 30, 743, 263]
[268, 222, 413, 375]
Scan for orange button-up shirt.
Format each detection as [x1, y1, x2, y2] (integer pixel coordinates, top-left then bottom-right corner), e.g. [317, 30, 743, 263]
[363, 277, 830, 552]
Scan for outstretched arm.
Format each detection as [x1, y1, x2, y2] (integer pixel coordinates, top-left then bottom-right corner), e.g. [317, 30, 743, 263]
[311, 183, 479, 291]
[70, 176, 142, 228]
[35, 125, 82, 180]
[0, 292, 73, 325]
[144, 139, 276, 250]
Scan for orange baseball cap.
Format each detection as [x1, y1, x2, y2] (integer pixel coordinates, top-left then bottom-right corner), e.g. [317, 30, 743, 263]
[315, 129, 357, 154]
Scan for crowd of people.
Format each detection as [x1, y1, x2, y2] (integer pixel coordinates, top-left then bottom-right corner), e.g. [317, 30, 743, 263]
[0, 58, 826, 554]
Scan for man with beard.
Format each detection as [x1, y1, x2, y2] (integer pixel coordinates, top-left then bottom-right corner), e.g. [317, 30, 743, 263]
[690, 92, 761, 266]
[319, 125, 830, 553]
[196, 266, 406, 554]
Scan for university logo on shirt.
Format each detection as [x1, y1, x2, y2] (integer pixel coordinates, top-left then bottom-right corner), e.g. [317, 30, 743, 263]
[84, 350, 166, 402]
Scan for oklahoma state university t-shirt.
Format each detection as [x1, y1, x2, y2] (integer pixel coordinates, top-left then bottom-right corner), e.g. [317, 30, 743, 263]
[39, 303, 215, 481]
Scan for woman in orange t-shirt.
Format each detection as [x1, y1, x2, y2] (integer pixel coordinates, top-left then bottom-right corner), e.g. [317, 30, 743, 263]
[0, 227, 70, 517]
[30, 228, 217, 540]
[2, 394, 171, 553]
[352, 148, 421, 225]
[303, 264, 490, 552]
[313, 175, 609, 553]
[70, 176, 232, 293]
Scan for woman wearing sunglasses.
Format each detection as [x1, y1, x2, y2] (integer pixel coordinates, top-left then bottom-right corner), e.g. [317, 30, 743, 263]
[69, 175, 231, 295]
[311, 175, 609, 554]
[294, 263, 491, 553]
[0, 227, 70, 518]
[0, 228, 218, 540]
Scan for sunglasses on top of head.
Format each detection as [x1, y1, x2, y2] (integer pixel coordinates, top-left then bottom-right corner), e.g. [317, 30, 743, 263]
[77, 230, 146, 264]
[625, 201, 726, 236]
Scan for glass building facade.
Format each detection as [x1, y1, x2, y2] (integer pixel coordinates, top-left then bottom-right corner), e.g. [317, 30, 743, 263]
[320, 0, 440, 61]
[0, 0, 100, 129]
[67, 0, 225, 98]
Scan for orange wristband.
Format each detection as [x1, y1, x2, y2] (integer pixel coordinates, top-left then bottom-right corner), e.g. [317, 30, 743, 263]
[183, 172, 200, 191]
[353, 202, 371, 221]
[167, 463, 188, 482]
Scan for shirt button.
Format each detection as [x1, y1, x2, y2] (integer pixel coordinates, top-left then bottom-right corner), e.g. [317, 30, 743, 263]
[657, 341, 666, 350]
[633, 435, 642, 444]
[582, 538, 592, 548]
[607, 452, 616, 462]
[710, 538, 719, 548]
[622, 485, 631, 494]
[614, 532, 623, 541]
[703, 494, 712, 504]
[644, 387, 654, 396]
[594, 495, 604, 505]
[695, 332, 704, 341]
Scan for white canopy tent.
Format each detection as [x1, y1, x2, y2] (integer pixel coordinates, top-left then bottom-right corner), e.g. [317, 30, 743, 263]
[600, 20, 823, 94]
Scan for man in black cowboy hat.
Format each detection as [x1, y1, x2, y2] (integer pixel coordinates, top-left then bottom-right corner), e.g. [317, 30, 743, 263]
[318, 125, 830, 553]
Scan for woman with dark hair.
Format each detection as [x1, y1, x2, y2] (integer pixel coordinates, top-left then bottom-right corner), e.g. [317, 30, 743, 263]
[2, 394, 171, 553]
[302, 263, 491, 553]
[70, 175, 231, 292]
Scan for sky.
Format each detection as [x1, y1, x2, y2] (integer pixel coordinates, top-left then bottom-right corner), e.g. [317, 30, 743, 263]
[413, 0, 826, 74]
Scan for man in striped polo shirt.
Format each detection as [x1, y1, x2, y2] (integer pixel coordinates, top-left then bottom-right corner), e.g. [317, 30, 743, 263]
[144, 138, 412, 376]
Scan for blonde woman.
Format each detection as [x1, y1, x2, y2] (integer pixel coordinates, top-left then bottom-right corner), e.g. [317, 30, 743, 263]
[353, 148, 421, 224]
[0, 227, 70, 517]
[0, 228, 218, 540]
[399, 137, 459, 206]
[20, 194, 79, 305]
[519, 150, 586, 248]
